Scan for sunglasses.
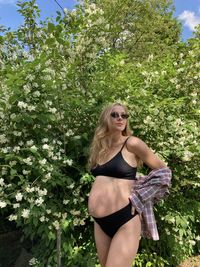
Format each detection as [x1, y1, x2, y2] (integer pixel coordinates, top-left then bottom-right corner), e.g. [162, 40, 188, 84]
[110, 112, 129, 120]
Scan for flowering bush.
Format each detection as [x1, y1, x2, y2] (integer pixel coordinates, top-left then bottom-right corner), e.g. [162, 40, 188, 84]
[0, 1, 199, 266]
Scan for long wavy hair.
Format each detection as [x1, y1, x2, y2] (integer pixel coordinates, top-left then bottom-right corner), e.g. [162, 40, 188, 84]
[88, 102, 134, 170]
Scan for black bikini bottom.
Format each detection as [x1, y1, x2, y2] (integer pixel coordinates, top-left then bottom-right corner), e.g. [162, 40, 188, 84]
[92, 200, 138, 238]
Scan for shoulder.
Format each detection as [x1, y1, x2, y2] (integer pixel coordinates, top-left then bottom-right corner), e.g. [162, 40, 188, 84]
[126, 136, 150, 156]
[126, 136, 146, 150]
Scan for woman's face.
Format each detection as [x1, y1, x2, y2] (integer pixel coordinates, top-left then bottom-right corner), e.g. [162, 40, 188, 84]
[108, 105, 128, 133]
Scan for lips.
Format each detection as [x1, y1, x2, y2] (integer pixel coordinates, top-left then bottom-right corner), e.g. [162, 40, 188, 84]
[116, 123, 123, 126]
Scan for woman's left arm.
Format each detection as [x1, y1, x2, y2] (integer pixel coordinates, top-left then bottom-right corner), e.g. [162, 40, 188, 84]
[127, 136, 167, 170]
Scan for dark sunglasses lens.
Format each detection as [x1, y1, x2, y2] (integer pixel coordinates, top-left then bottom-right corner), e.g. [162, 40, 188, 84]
[110, 112, 117, 118]
[121, 114, 129, 119]
[110, 112, 129, 119]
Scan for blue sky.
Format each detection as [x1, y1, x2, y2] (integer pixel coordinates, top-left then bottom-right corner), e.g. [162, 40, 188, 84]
[0, 0, 200, 41]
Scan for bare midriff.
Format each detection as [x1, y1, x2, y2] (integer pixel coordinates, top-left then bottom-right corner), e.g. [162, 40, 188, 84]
[88, 176, 137, 218]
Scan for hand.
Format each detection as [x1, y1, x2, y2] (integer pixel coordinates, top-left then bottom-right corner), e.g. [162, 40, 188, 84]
[131, 205, 135, 215]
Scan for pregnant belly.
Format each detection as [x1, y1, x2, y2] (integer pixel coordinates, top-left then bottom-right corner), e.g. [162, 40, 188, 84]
[88, 176, 134, 217]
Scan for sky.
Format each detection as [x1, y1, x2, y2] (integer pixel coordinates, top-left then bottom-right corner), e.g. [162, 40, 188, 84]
[0, 0, 200, 41]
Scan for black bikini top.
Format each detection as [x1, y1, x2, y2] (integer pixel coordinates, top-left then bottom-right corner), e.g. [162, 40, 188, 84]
[91, 137, 137, 180]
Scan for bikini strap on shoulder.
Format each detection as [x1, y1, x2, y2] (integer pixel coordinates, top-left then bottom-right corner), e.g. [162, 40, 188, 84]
[120, 136, 131, 151]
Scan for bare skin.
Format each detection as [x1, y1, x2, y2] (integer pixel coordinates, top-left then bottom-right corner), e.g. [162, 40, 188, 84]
[88, 105, 167, 267]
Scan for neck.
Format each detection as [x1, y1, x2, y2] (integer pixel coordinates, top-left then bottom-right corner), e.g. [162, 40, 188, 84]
[109, 133, 124, 146]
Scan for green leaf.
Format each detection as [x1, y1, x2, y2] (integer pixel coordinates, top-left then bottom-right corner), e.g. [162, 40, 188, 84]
[48, 22, 55, 33]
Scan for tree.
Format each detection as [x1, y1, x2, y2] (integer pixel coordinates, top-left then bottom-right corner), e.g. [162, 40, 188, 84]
[0, 1, 199, 266]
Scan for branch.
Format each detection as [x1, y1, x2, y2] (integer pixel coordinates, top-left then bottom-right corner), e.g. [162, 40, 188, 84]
[53, 0, 65, 14]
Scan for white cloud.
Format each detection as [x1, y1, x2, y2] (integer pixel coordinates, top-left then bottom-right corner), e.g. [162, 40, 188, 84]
[0, 0, 17, 5]
[179, 10, 200, 31]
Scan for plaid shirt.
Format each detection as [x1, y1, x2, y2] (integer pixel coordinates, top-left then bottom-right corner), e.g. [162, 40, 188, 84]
[129, 167, 172, 241]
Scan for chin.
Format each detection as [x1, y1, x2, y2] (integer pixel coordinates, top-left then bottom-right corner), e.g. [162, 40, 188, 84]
[116, 126, 125, 131]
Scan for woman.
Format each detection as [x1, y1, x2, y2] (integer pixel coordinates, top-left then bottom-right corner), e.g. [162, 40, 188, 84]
[88, 102, 168, 267]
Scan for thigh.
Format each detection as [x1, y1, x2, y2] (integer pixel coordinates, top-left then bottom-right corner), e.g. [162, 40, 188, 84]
[105, 215, 141, 267]
[94, 222, 112, 267]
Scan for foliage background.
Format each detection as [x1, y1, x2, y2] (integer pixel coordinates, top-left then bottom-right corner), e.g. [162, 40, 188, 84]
[0, 0, 199, 266]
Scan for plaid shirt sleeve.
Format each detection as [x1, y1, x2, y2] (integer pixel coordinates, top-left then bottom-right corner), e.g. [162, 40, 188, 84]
[129, 167, 172, 240]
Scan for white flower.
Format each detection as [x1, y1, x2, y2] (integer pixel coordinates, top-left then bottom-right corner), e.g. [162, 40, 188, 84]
[2, 148, 8, 153]
[49, 107, 57, 114]
[42, 138, 49, 143]
[22, 170, 31, 175]
[0, 201, 7, 208]
[0, 112, 5, 119]
[0, 134, 8, 144]
[177, 68, 184, 73]
[26, 74, 35, 81]
[9, 214, 17, 221]
[189, 240, 196, 246]
[13, 146, 20, 152]
[27, 140, 34, 146]
[62, 84, 67, 90]
[54, 212, 62, 218]
[45, 173, 51, 179]
[40, 216, 45, 222]
[23, 84, 31, 94]
[182, 151, 193, 161]
[45, 59, 52, 66]
[52, 220, 60, 230]
[67, 183, 75, 189]
[161, 70, 167, 75]
[64, 8, 68, 15]
[196, 235, 200, 241]
[21, 209, 30, 218]
[29, 257, 39, 266]
[66, 159, 73, 166]
[27, 105, 36, 111]
[38, 188, 47, 196]
[63, 199, 69, 205]
[1, 167, 7, 175]
[18, 141, 24, 146]
[168, 217, 175, 224]
[33, 82, 39, 88]
[65, 129, 74, 136]
[147, 54, 154, 61]
[62, 213, 67, 219]
[33, 91, 40, 97]
[13, 203, 20, 208]
[25, 186, 35, 193]
[13, 131, 22, 137]
[10, 161, 17, 166]
[35, 197, 44, 206]
[30, 145, 37, 151]
[23, 157, 33, 166]
[39, 159, 47, 165]
[17, 101, 28, 109]
[42, 144, 50, 150]
[57, 140, 62, 145]
[43, 75, 51, 81]
[46, 100, 52, 106]
[10, 113, 16, 119]
[73, 135, 81, 140]
[0, 178, 5, 186]
[143, 116, 152, 124]
[16, 192, 23, 201]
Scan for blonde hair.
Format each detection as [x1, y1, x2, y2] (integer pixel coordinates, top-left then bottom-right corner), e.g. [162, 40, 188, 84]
[88, 102, 134, 169]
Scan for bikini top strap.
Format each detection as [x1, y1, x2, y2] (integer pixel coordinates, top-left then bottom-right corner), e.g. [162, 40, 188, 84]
[120, 136, 131, 151]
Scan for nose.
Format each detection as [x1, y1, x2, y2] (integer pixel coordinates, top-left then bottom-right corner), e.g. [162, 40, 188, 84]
[117, 116, 123, 120]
